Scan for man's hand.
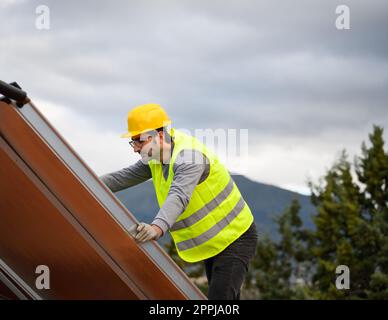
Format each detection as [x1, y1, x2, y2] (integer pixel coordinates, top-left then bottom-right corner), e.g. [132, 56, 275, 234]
[135, 223, 163, 242]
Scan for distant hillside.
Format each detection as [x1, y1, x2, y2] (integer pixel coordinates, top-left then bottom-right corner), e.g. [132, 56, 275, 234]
[115, 175, 315, 242]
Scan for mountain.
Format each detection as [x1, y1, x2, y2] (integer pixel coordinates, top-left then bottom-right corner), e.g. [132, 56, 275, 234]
[115, 175, 315, 242]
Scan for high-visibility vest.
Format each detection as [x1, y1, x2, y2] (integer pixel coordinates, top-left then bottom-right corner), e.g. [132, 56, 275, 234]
[148, 129, 254, 263]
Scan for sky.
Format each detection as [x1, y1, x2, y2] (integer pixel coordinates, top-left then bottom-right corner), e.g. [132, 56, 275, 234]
[1, 0, 387, 194]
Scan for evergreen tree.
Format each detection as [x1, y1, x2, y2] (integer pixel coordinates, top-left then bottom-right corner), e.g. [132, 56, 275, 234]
[309, 152, 370, 298]
[356, 126, 388, 298]
[250, 125, 388, 300]
[252, 199, 312, 299]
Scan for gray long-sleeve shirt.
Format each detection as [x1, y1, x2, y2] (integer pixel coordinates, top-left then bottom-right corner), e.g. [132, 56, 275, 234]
[100, 149, 210, 236]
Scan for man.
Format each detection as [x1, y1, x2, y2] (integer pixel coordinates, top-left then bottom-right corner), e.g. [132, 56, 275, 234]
[100, 103, 258, 300]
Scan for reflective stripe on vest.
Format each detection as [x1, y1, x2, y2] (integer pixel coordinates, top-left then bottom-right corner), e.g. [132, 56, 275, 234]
[170, 176, 235, 232]
[176, 197, 246, 251]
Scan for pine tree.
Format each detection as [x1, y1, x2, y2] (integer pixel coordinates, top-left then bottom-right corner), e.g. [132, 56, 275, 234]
[251, 126, 388, 299]
[356, 126, 388, 298]
[307, 126, 388, 299]
[309, 152, 370, 298]
[252, 199, 312, 299]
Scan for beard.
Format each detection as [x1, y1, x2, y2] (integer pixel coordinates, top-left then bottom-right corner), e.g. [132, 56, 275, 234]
[139, 147, 153, 164]
[140, 139, 161, 164]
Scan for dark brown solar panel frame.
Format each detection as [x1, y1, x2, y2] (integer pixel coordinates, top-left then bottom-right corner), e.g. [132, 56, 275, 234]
[0, 99, 206, 300]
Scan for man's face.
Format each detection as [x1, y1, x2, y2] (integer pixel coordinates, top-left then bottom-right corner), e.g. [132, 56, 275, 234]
[131, 132, 162, 163]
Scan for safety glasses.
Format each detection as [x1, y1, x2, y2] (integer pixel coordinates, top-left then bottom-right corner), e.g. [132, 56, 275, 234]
[128, 135, 153, 148]
[128, 138, 143, 148]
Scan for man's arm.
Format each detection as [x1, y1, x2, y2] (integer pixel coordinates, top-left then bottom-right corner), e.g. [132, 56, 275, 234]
[99, 160, 152, 192]
[151, 150, 209, 236]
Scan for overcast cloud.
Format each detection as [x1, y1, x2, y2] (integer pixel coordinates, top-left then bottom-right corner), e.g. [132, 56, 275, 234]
[1, 0, 387, 194]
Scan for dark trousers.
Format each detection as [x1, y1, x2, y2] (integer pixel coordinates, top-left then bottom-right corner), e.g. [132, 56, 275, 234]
[204, 222, 258, 300]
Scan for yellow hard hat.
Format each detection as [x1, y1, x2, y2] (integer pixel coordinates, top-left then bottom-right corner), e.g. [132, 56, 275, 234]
[121, 103, 172, 138]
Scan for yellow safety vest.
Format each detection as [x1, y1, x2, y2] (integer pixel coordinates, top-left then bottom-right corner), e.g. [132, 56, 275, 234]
[148, 129, 254, 263]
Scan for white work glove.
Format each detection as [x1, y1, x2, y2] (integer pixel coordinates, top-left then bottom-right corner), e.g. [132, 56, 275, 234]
[135, 223, 162, 243]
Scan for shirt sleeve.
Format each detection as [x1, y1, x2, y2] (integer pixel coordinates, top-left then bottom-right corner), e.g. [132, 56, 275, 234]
[151, 150, 209, 236]
[99, 160, 152, 192]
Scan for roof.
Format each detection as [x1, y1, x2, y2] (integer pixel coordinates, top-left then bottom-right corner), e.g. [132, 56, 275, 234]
[0, 82, 205, 300]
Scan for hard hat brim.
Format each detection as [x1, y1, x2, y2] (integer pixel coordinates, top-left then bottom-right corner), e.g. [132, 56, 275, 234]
[120, 120, 172, 139]
[120, 132, 133, 138]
